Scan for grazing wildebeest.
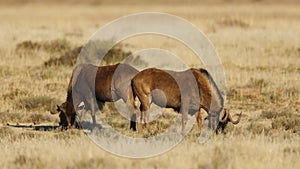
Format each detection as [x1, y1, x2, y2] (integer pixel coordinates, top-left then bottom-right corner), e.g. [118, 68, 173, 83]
[52, 63, 139, 129]
[215, 108, 242, 134]
[131, 67, 241, 134]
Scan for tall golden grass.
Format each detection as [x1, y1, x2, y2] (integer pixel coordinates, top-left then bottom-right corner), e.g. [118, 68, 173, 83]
[0, 2, 299, 169]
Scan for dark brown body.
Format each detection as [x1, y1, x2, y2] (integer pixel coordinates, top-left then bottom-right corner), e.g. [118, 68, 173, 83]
[57, 63, 139, 128]
[131, 68, 224, 133]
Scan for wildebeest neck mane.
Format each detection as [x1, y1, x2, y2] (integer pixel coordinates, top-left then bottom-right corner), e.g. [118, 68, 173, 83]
[198, 68, 224, 113]
[66, 64, 88, 105]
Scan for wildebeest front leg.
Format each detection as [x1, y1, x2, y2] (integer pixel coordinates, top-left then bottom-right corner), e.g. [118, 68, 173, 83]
[180, 103, 189, 132]
[87, 92, 96, 125]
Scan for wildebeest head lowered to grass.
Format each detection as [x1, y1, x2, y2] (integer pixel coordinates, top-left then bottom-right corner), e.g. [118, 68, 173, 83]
[131, 67, 241, 134]
[215, 108, 242, 134]
[52, 63, 139, 129]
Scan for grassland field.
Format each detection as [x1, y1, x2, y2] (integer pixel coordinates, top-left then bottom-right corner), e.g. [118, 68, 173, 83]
[0, 1, 299, 169]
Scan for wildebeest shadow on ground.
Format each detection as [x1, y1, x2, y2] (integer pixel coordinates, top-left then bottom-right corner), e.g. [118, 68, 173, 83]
[6, 123, 60, 131]
[6, 121, 104, 132]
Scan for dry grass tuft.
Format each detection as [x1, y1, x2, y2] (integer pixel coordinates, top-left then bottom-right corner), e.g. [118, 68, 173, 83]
[259, 111, 300, 134]
[260, 111, 294, 119]
[29, 113, 54, 124]
[43, 41, 144, 67]
[272, 117, 300, 133]
[73, 157, 116, 169]
[2, 88, 28, 101]
[246, 78, 269, 90]
[211, 146, 230, 169]
[247, 122, 270, 135]
[0, 111, 23, 123]
[14, 155, 45, 169]
[44, 46, 82, 67]
[17, 96, 60, 111]
[0, 126, 14, 137]
[219, 17, 252, 28]
[16, 39, 72, 56]
[53, 129, 85, 140]
[0, 111, 56, 124]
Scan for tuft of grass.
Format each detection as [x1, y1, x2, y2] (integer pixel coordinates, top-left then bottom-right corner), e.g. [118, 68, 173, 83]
[0, 66, 13, 77]
[28, 67, 58, 80]
[283, 146, 300, 155]
[16, 39, 72, 56]
[211, 146, 230, 169]
[53, 129, 84, 140]
[73, 158, 116, 169]
[14, 154, 45, 169]
[272, 117, 300, 133]
[44, 46, 82, 67]
[246, 78, 269, 92]
[0, 126, 14, 138]
[43, 41, 146, 67]
[247, 122, 270, 135]
[16, 96, 61, 111]
[29, 113, 54, 124]
[219, 17, 252, 28]
[260, 111, 278, 119]
[0, 111, 24, 123]
[260, 111, 294, 119]
[0, 110, 57, 124]
[44, 82, 66, 92]
[79, 40, 146, 66]
[16, 132, 38, 140]
[0, 127, 45, 142]
[2, 88, 28, 101]
[284, 87, 299, 98]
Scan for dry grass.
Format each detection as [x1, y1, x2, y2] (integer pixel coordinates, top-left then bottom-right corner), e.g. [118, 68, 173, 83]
[0, 1, 299, 169]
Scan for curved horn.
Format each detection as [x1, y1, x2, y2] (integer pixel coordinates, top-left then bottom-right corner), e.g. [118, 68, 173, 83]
[229, 112, 242, 124]
[219, 108, 229, 123]
[50, 111, 58, 114]
[50, 105, 60, 114]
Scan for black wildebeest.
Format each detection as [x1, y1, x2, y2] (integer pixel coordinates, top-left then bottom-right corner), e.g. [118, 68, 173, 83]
[215, 108, 242, 133]
[52, 63, 139, 128]
[130, 67, 241, 134]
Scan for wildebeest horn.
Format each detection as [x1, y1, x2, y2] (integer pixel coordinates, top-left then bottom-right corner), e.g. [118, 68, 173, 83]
[50, 111, 57, 114]
[219, 108, 229, 123]
[229, 112, 242, 124]
[50, 105, 60, 114]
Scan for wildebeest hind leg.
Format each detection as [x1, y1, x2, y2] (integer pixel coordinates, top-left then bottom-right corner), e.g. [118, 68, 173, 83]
[125, 92, 137, 131]
[140, 99, 151, 134]
[136, 109, 142, 134]
[144, 110, 152, 134]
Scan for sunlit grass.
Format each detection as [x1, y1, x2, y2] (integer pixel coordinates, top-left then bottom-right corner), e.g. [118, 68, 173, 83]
[0, 2, 299, 169]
